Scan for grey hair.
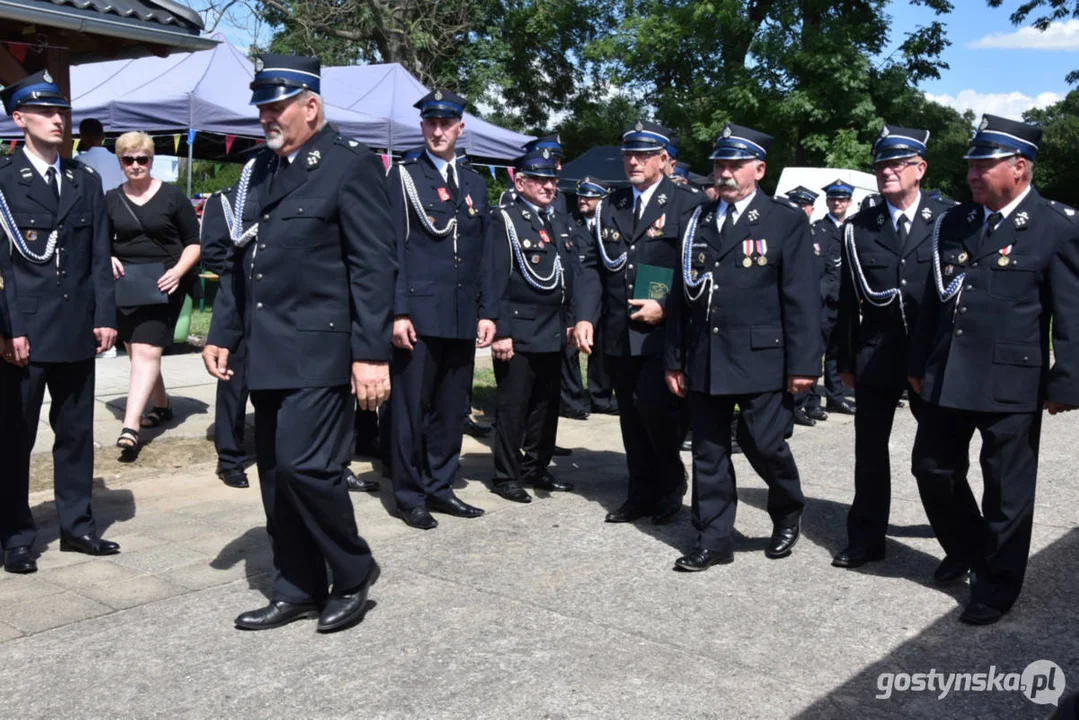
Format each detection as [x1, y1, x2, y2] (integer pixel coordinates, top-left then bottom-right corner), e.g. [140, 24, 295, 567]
[299, 89, 326, 128]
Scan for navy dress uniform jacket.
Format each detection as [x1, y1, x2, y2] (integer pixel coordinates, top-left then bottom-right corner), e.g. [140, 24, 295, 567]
[665, 191, 821, 394]
[490, 198, 573, 353]
[387, 153, 496, 339]
[835, 195, 954, 390]
[810, 218, 842, 310]
[908, 190, 1079, 413]
[0, 152, 115, 360]
[576, 175, 706, 358]
[207, 126, 396, 390]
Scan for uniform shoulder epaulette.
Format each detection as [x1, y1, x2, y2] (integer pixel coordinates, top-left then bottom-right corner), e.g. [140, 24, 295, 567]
[1048, 199, 1079, 223]
[0, 154, 11, 169]
[460, 162, 482, 177]
[674, 183, 699, 195]
[398, 155, 419, 166]
[67, 157, 95, 175]
[334, 136, 368, 155]
[770, 195, 802, 212]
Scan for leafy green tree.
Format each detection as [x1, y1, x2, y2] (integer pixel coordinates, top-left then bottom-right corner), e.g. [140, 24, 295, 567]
[1024, 90, 1079, 206]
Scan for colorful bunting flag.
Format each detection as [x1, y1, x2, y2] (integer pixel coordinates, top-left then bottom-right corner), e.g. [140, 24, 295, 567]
[224, 134, 236, 154]
[381, 154, 390, 171]
[173, 134, 181, 153]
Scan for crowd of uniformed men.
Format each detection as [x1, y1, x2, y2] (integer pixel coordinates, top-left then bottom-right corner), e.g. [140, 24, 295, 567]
[1, 53, 1076, 634]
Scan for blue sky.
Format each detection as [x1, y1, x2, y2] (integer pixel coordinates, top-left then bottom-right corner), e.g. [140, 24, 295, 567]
[887, 1, 1075, 119]
[204, 1, 1075, 122]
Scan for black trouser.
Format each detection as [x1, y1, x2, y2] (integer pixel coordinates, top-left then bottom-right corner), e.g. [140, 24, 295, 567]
[587, 326, 617, 412]
[797, 307, 844, 411]
[389, 336, 474, 510]
[0, 359, 97, 549]
[493, 351, 561, 485]
[559, 343, 589, 415]
[608, 353, 687, 511]
[354, 405, 379, 452]
[688, 390, 805, 552]
[846, 382, 926, 550]
[913, 403, 1041, 612]
[251, 385, 374, 604]
[214, 339, 249, 474]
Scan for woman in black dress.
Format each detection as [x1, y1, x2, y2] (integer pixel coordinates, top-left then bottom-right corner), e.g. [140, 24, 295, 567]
[107, 131, 201, 458]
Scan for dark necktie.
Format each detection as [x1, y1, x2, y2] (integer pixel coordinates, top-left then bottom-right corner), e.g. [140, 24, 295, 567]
[45, 167, 59, 201]
[447, 163, 459, 199]
[985, 211, 1003, 240]
[633, 194, 643, 233]
[719, 204, 736, 244]
[896, 215, 909, 249]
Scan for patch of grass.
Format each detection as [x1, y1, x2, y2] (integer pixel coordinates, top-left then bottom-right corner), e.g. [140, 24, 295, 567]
[189, 308, 212, 338]
[472, 366, 496, 414]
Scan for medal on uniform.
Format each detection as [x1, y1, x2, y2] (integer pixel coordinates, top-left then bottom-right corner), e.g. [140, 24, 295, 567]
[957, 251, 968, 264]
[813, 242, 821, 256]
[698, 252, 706, 264]
[653, 214, 666, 232]
[465, 194, 476, 216]
[427, 215, 436, 224]
[531, 254, 540, 264]
[437, 187, 451, 202]
[998, 245, 1013, 267]
[612, 231, 620, 241]
[25, 229, 38, 242]
[756, 239, 768, 266]
[742, 240, 754, 268]
[539, 230, 551, 245]
[523, 240, 532, 249]
[944, 264, 954, 276]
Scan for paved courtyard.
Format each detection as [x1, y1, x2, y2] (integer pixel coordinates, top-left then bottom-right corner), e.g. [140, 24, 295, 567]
[2, 352, 1076, 718]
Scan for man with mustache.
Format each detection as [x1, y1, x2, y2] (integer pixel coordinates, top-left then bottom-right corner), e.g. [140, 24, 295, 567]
[664, 123, 819, 571]
[575, 120, 706, 526]
[202, 54, 393, 632]
[908, 115, 1079, 625]
[0, 71, 119, 575]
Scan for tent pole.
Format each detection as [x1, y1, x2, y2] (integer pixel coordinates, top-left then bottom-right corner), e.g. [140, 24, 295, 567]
[186, 134, 194, 197]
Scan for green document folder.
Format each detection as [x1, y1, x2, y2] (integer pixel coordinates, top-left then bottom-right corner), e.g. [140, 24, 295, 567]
[633, 263, 674, 302]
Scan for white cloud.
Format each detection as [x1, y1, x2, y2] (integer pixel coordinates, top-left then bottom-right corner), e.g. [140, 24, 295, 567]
[970, 19, 1079, 51]
[924, 89, 1064, 121]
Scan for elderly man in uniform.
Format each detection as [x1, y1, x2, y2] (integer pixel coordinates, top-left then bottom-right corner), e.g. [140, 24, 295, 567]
[202, 54, 392, 632]
[488, 150, 577, 503]
[831, 126, 955, 570]
[908, 116, 1079, 625]
[664, 123, 819, 571]
[814, 180, 856, 416]
[575, 121, 706, 526]
[386, 89, 497, 531]
[0, 72, 119, 575]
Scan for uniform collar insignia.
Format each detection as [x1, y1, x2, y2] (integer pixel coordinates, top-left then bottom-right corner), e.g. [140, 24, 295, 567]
[616, 196, 629, 210]
[703, 212, 714, 224]
[1014, 211, 1028, 228]
[305, 149, 322, 168]
[657, 193, 667, 206]
[921, 207, 932, 221]
[966, 208, 978, 223]
[747, 208, 759, 223]
[522, 210, 531, 220]
[19, 167, 32, 180]
[877, 213, 885, 227]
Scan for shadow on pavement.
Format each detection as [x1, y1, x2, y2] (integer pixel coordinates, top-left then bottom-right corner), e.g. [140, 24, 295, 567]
[30, 479, 136, 552]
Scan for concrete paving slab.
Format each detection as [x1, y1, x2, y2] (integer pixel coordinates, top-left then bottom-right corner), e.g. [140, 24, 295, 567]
[77, 575, 189, 611]
[4, 590, 112, 634]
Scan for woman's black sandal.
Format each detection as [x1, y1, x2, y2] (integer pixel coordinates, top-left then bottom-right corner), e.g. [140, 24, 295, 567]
[140, 404, 173, 428]
[116, 427, 141, 460]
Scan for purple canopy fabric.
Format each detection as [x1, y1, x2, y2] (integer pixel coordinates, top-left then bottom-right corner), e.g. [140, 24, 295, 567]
[321, 64, 533, 160]
[0, 33, 532, 159]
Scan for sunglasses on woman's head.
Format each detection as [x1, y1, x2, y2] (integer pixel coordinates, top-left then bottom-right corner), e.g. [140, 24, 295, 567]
[121, 155, 150, 166]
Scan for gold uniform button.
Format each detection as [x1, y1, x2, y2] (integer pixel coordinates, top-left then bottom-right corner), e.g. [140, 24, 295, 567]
[256, 302, 264, 309]
[262, 214, 270, 221]
[712, 327, 719, 335]
[329, 322, 335, 328]
[256, 273, 264, 280]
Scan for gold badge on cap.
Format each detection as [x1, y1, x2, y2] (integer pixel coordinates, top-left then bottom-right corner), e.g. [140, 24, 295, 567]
[43, 70, 53, 83]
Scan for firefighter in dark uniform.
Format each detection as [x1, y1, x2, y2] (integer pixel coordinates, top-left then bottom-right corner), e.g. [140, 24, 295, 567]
[499, 135, 569, 217]
[0, 71, 120, 575]
[909, 115, 1079, 625]
[201, 188, 252, 489]
[202, 54, 391, 632]
[814, 179, 856, 415]
[786, 185, 828, 427]
[386, 89, 497, 531]
[664, 123, 819, 571]
[832, 126, 955, 570]
[574, 120, 707, 526]
[489, 150, 577, 503]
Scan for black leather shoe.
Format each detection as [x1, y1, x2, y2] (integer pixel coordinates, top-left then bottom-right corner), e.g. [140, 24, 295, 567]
[652, 501, 682, 525]
[793, 408, 816, 427]
[60, 534, 120, 556]
[463, 417, 492, 438]
[765, 522, 800, 559]
[3, 546, 37, 574]
[492, 483, 532, 503]
[805, 407, 829, 421]
[530, 472, 573, 492]
[827, 400, 856, 415]
[318, 563, 380, 633]
[832, 545, 885, 568]
[605, 502, 647, 523]
[551, 445, 572, 456]
[932, 556, 970, 585]
[427, 495, 485, 518]
[235, 599, 319, 630]
[959, 601, 1005, 626]
[344, 468, 381, 493]
[674, 548, 734, 571]
[591, 405, 619, 415]
[400, 506, 438, 530]
[219, 469, 249, 488]
[560, 408, 589, 420]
